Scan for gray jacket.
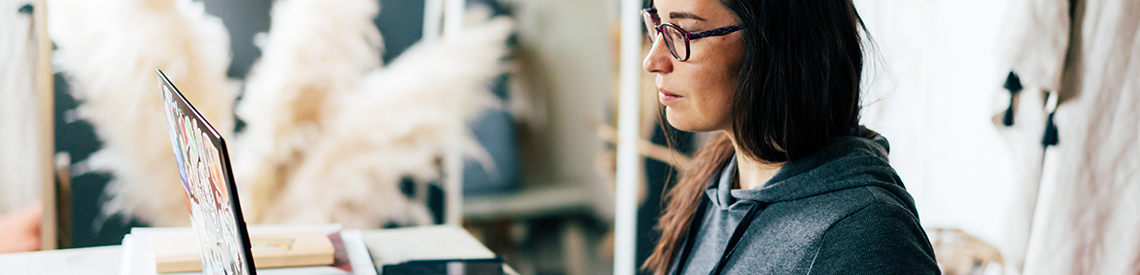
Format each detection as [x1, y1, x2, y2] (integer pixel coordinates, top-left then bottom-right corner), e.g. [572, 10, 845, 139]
[671, 135, 940, 274]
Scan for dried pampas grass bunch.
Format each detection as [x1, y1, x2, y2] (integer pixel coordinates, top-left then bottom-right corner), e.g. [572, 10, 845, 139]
[257, 16, 512, 228]
[232, 0, 384, 224]
[49, 0, 233, 227]
[237, 0, 513, 228]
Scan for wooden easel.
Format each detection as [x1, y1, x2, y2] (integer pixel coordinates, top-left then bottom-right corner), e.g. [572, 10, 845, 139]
[33, 0, 68, 251]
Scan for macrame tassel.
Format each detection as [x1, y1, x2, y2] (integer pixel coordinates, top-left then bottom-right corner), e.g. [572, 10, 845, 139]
[1042, 111, 1059, 147]
[1003, 102, 1016, 127]
[1003, 71, 1023, 127]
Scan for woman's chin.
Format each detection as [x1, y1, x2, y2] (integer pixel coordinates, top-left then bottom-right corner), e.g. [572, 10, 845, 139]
[664, 109, 714, 133]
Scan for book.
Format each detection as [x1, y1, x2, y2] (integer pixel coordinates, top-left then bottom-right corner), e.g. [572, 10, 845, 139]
[151, 231, 334, 273]
[381, 258, 504, 275]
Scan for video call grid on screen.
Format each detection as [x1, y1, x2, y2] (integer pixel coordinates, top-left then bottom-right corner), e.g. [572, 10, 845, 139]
[158, 70, 256, 275]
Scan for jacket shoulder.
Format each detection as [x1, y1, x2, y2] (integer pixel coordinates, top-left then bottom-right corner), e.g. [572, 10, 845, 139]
[806, 197, 940, 275]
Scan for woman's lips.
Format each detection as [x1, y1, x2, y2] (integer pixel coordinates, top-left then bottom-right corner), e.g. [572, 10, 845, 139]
[658, 88, 683, 105]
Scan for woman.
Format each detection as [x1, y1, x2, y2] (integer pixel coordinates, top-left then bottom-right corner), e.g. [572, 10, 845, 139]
[640, 0, 940, 274]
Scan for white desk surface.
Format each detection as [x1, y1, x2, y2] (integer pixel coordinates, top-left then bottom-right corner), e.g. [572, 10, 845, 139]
[0, 225, 517, 275]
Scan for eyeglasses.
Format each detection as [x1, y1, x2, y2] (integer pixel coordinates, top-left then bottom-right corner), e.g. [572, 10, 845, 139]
[642, 7, 746, 62]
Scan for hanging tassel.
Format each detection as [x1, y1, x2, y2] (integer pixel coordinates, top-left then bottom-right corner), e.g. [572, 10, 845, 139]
[1003, 101, 1016, 126]
[1041, 91, 1059, 147]
[1002, 71, 1023, 127]
[1042, 111, 1059, 146]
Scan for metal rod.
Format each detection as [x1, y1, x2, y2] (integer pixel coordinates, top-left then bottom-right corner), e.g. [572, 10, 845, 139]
[444, 150, 463, 225]
[439, 0, 466, 226]
[614, 0, 644, 273]
[423, 0, 443, 42]
[443, 0, 465, 38]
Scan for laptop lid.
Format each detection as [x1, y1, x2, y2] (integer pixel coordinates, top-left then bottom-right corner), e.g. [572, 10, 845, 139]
[157, 69, 257, 275]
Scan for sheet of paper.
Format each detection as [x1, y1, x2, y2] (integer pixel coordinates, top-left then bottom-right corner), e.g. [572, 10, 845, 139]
[362, 226, 496, 266]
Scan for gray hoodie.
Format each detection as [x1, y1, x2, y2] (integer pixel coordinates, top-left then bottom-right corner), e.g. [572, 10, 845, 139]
[670, 135, 940, 274]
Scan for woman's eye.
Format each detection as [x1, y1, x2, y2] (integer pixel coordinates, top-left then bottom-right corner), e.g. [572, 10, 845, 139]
[677, 23, 701, 32]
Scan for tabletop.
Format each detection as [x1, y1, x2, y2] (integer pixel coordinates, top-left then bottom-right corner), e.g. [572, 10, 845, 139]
[0, 225, 517, 275]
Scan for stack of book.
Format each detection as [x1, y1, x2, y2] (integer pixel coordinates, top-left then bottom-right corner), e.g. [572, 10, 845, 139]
[120, 224, 376, 275]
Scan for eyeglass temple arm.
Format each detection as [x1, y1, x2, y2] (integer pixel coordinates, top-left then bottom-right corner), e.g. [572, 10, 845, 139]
[689, 25, 745, 39]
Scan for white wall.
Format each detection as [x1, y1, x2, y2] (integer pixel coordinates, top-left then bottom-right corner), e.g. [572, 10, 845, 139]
[510, 0, 616, 188]
[855, 0, 1017, 247]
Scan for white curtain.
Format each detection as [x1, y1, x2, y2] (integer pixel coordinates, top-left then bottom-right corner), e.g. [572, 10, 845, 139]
[0, 0, 44, 214]
[1005, 0, 1140, 274]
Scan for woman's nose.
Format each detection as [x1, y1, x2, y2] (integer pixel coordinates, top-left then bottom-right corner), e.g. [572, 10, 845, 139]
[643, 35, 673, 74]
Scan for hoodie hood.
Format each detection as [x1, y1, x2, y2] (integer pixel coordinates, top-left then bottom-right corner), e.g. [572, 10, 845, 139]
[708, 134, 914, 213]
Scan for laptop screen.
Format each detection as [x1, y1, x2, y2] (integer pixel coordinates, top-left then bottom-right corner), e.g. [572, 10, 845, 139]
[158, 69, 256, 275]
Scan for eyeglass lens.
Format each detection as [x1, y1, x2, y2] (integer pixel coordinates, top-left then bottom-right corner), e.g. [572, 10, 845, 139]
[643, 11, 689, 61]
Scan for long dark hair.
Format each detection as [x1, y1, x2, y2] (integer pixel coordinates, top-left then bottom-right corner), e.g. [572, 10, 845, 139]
[643, 0, 870, 273]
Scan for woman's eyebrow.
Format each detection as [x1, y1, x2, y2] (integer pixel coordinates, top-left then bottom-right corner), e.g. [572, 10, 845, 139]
[669, 12, 706, 21]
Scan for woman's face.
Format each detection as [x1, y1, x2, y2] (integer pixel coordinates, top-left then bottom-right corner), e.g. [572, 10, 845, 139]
[644, 0, 745, 133]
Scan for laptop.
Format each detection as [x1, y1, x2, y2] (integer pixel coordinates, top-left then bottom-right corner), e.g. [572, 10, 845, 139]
[157, 69, 257, 275]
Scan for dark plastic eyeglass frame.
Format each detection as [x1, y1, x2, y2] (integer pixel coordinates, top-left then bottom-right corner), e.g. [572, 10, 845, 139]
[643, 7, 746, 62]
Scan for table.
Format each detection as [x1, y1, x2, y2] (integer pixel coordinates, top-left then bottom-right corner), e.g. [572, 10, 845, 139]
[0, 225, 517, 275]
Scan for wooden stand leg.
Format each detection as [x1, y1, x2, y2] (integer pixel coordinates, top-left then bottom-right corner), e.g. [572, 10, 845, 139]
[34, 0, 57, 251]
